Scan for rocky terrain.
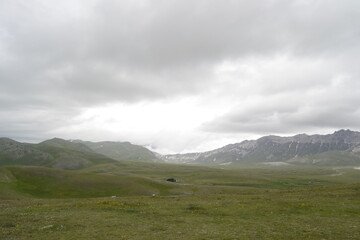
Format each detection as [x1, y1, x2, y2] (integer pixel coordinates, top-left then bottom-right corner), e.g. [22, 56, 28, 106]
[162, 129, 360, 166]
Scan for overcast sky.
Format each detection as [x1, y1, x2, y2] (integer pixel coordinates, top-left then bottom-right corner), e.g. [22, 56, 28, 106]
[1, 0, 360, 153]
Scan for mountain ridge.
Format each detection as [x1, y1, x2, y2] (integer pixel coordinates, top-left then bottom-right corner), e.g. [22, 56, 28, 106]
[162, 129, 360, 166]
[2, 129, 360, 167]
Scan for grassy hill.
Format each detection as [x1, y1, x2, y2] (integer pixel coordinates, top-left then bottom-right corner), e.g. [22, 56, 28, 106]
[0, 138, 115, 170]
[38, 138, 95, 153]
[77, 140, 159, 162]
[0, 138, 54, 167]
[36, 138, 116, 169]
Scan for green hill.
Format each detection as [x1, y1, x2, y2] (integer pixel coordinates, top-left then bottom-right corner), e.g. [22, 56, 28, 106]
[38, 138, 94, 153]
[76, 140, 160, 162]
[0, 138, 115, 170]
[0, 138, 54, 167]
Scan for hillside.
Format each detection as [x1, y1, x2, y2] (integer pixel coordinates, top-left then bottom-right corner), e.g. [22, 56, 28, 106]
[0, 138, 54, 167]
[74, 140, 160, 162]
[0, 165, 180, 198]
[0, 138, 115, 170]
[163, 129, 360, 166]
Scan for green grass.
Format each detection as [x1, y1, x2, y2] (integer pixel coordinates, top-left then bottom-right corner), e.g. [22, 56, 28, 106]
[0, 166, 181, 199]
[290, 151, 360, 166]
[1, 162, 360, 239]
[83, 161, 360, 189]
[79, 140, 158, 162]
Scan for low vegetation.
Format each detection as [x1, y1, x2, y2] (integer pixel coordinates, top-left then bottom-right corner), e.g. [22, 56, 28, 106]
[1, 162, 360, 239]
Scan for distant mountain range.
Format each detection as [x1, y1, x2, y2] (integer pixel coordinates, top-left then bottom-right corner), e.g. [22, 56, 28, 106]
[1, 129, 360, 169]
[162, 129, 360, 166]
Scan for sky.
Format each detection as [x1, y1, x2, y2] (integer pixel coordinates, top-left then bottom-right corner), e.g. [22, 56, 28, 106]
[1, 0, 360, 154]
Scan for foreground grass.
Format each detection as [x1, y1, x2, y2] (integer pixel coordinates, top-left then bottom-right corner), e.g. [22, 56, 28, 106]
[1, 184, 359, 240]
[1, 164, 360, 239]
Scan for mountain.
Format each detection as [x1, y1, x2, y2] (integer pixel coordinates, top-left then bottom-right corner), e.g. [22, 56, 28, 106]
[0, 138, 54, 166]
[0, 138, 115, 170]
[73, 140, 160, 162]
[163, 129, 360, 166]
[2, 130, 360, 168]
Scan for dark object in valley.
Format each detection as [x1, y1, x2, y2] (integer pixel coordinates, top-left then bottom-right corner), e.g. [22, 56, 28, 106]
[166, 178, 178, 183]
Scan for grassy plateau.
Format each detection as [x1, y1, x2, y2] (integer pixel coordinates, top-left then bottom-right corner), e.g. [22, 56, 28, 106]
[1, 162, 360, 239]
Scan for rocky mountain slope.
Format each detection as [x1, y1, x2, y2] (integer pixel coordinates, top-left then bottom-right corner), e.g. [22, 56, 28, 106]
[163, 129, 360, 166]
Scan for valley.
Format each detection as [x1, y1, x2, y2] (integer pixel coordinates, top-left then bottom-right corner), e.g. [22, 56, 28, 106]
[1, 162, 360, 239]
[1, 130, 360, 239]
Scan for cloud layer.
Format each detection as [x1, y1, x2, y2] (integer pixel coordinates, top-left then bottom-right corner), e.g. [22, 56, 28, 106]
[1, 0, 360, 151]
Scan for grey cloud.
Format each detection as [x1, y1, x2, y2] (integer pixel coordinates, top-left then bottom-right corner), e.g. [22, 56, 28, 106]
[1, 0, 360, 149]
[203, 106, 360, 135]
[203, 75, 360, 135]
[0, 107, 79, 142]
[2, 0, 360, 108]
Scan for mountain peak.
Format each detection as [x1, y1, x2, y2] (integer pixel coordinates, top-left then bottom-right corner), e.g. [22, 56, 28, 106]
[333, 129, 354, 135]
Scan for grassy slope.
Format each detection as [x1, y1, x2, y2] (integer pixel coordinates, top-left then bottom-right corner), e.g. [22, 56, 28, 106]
[80, 141, 158, 162]
[0, 138, 54, 167]
[36, 139, 116, 169]
[0, 138, 116, 170]
[288, 151, 360, 166]
[38, 138, 95, 153]
[0, 166, 180, 199]
[0, 162, 359, 239]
